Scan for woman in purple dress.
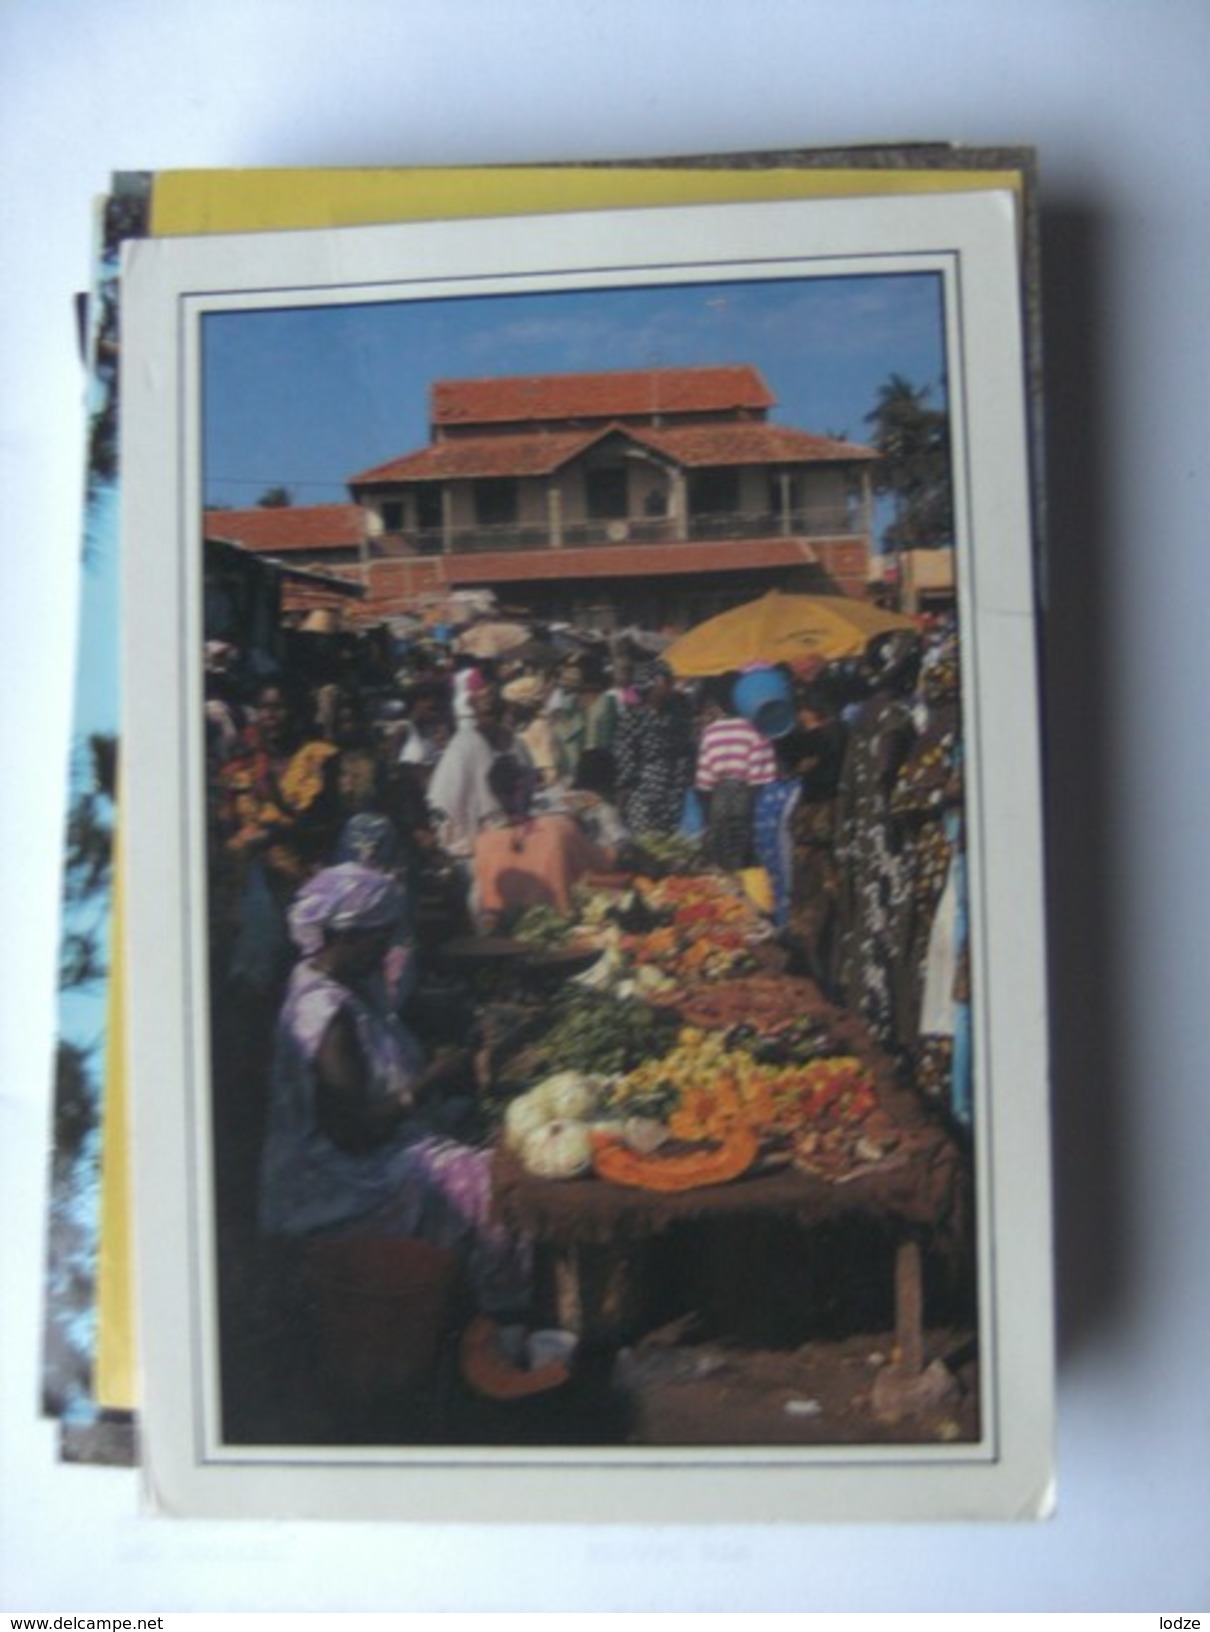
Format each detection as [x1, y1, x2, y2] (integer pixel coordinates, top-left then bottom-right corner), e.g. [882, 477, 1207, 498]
[259, 861, 531, 1318]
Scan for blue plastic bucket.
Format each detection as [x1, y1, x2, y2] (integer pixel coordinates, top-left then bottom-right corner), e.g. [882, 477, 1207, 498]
[732, 666, 795, 739]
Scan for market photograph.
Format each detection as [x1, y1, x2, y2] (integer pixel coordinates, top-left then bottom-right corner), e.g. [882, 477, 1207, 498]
[195, 273, 978, 1449]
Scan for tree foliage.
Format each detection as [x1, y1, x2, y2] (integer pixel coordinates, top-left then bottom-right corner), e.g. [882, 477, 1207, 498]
[863, 373, 953, 550]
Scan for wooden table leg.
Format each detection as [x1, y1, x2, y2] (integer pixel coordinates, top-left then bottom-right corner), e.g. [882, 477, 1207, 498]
[550, 1242, 641, 1342]
[894, 1235, 925, 1377]
[872, 1232, 960, 1423]
[553, 1245, 584, 1335]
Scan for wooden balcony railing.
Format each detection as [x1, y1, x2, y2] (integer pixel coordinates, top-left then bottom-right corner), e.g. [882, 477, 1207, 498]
[370, 504, 863, 559]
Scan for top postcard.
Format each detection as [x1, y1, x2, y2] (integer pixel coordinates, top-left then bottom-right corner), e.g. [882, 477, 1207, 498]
[119, 190, 1054, 1520]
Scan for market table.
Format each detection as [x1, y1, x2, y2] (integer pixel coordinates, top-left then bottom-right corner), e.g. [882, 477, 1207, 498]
[473, 881, 973, 1416]
[489, 983, 970, 1415]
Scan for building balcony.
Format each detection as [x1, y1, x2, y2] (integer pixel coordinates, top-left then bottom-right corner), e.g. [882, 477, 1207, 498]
[369, 503, 864, 559]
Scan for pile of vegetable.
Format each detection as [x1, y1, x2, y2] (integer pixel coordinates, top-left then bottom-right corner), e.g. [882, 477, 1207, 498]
[617, 874, 769, 984]
[591, 1124, 760, 1192]
[540, 989, 680, 1077]
[502, 1070, 605, 1179]
[511, 903, 578, 948]
[497, 1028, 894, 1190]
[488, 865, 904, 1192]
[506, 867, 777, 992]
[630, 831, 704, 871]
[495, 988, 680, 1092]
[675, 974, 834, 1032]
[606, 1027, 873, 1138]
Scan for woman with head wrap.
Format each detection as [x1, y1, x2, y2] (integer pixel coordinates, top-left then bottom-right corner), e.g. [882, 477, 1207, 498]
[259, 862, 532, 1318]
[333, 813, 418, 1015]
[613, 659, 696, 837]
[334, 809, 403, 870]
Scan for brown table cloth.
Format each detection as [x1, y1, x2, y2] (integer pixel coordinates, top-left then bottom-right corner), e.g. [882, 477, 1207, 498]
[491, 972, 968, 1248]
[492, 1117, 965, 1246]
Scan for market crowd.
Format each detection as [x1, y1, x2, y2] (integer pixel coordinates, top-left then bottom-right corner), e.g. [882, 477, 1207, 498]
[203, 609, 969, 1337]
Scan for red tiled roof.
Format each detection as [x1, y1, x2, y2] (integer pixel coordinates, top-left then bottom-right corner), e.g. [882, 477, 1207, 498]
[630, 422, 876, 467]
[430, 366, 775, 428]
[349, 422, 874, 488]
[347, 430, 599, 487]
[203, 503, 364, 553]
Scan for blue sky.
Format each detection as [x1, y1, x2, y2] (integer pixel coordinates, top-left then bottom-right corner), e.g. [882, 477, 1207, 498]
[201, 272, 948, 519]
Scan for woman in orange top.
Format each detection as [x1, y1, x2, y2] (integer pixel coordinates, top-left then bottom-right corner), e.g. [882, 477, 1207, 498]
[471, 756, 613, 933]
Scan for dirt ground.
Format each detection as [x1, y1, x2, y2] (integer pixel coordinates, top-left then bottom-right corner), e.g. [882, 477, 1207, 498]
[612, 1326, 979, 1447]
[215, 1181, 980, 1450]
[220, 1257, 979, 1451]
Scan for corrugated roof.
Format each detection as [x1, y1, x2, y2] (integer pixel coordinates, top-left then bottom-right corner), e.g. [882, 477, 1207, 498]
[205, 536, 365, 594]
[203, 503, 364, 553]
[430, 366, 775, 428]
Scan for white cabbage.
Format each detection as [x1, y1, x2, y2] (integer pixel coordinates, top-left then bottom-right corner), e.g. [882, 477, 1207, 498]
[521, 1118, 594, 1179]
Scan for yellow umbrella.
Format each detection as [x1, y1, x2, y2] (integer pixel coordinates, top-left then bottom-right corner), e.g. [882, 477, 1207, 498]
[663, 591, 916, 677]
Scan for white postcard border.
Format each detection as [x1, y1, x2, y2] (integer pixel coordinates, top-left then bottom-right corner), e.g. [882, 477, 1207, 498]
[122, 192, 1053, 1521]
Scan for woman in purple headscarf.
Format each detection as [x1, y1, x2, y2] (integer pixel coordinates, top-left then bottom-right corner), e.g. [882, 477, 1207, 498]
[259, 861, 531, 1318]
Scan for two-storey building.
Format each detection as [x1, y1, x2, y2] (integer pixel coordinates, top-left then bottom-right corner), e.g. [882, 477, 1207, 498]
[206, 365, 879, 631]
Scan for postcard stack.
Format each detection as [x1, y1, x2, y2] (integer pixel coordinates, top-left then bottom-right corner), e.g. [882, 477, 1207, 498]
[44, 149, 1055, 1520]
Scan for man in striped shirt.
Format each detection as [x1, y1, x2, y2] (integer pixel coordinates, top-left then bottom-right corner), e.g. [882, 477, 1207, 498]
[694, 683, 779, 870]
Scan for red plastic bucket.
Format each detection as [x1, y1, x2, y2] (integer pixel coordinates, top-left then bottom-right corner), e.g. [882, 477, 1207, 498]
[304, 1236, 460, 1398]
